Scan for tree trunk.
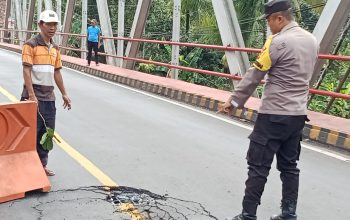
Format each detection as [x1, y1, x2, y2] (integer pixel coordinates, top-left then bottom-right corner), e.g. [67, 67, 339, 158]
[186, 10, 190, 34]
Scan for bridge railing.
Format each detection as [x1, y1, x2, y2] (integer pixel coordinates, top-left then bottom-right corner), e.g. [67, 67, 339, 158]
[0, 28, 349, 101]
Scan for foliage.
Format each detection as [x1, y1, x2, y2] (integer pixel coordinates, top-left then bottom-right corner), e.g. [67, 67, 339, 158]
[178, 48, 231, 90]
[137, 63, 156, 74]
[190, 11, 221, 45]
[308, 11, 350, 118]
[40, 127, 59, 151]
[234, 0, 265, 48]
[298, 1, 320, 32]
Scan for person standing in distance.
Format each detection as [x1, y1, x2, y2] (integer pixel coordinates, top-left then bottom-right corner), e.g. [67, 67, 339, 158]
[86, 19, 101, 66]
[21, 10, 72, 176]
[218, 0, 318, 219]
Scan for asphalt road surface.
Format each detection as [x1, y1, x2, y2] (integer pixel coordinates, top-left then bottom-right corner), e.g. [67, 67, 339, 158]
[0, 48, 350, 220]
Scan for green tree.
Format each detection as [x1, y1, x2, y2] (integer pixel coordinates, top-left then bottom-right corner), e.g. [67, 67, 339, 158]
[181, 0, 212, 34]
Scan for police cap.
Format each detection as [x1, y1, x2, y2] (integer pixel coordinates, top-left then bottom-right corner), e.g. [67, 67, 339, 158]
[260, 0, 292, 19]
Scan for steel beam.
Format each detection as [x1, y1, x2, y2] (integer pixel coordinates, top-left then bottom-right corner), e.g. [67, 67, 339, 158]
[123, 0, 152, 69]
[310, 0, 350, 87]
[56, 0, 62, 44]
[44, 0, 52, 10]
[266, 0, 272, 37]
[43, 0, 55, 42]
[26, 0, 36, 40]
[212, 0, 250, 76]
[37, 0, 42, 24]
[61, 0, 75, 54]
[14, 0, 23, 45]
[81, 0, 87, 59]
[10, 0, 14, 43]
[117, 0, 125, 67]
[170, 0, 181, 79]
[22, 0, 27, 27]
[3, 0, 12, 42]
[4, 0, 12, 30]
[96, 0, 118, 65]
[57, 0, 62, 23]
[55, 0, 62, 43]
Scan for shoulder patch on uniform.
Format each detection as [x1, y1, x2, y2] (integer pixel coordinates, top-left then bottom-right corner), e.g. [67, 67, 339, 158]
[253, 36, 273, 71]
[277, 42, 286, 50]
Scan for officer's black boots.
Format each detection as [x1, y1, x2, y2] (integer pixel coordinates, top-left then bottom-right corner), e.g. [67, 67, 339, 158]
[270, 200, 297, 220]
[231, 201, 258, 220]
[231, 213, 257, 220]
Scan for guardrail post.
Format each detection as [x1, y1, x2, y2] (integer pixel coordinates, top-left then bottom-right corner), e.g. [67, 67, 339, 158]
[170, 0, 181, 79]
[81, 0, 87, 59]
[117, 0, 125, 67]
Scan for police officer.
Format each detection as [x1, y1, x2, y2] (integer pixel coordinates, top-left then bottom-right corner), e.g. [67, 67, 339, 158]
[218, 0, 318, 219]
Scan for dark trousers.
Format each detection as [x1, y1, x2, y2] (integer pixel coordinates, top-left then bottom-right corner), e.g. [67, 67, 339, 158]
[22, 98, 56, 166]
[36, 101, 56, 166]
[87, 41, 99, 65]
[243, 114, 306, 209]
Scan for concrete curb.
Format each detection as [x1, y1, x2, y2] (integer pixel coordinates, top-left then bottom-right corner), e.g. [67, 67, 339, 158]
[1, 44, 349, 151]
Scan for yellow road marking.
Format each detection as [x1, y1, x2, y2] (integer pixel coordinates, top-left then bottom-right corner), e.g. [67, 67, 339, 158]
[119, 203, 146, 220]
[0, 86, 18, 103]
[53, 133, 117, 187]
[0, 85, 145, 220]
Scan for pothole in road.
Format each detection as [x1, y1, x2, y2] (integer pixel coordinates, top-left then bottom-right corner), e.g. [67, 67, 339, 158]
[108, 186, 218, 220]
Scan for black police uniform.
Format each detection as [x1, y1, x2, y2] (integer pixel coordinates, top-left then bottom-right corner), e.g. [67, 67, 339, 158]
[229, 0, 319, 219]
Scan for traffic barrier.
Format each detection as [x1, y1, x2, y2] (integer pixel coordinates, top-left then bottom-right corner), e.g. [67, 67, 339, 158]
[0, 101, 51, 203]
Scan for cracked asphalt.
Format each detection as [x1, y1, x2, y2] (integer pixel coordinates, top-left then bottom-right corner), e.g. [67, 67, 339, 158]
[1, 49, 350, 220]
[1, 186, 129, 220]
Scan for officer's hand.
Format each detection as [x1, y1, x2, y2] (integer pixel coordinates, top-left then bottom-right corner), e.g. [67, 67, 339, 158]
[217, 98, 234, 115]
[62, 95, 72, 110]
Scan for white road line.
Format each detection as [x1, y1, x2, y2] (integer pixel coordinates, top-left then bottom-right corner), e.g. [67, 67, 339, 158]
[65, 67, 350, 162]
[301, 144, 349, 161]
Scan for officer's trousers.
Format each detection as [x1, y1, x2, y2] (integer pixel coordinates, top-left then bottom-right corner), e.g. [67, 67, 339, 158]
[243, 113, 306, 208]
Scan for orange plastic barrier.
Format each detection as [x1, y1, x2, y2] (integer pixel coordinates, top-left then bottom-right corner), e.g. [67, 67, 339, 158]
[0, 101, 51, 203]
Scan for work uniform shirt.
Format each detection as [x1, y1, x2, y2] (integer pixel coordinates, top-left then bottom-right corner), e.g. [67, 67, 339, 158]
[21, 34, 62, 101]
[231, 21, 318, 115]
[87, 26, 101, 43]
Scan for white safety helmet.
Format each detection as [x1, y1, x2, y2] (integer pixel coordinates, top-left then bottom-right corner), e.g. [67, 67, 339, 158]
[38, 10, 59, 23]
